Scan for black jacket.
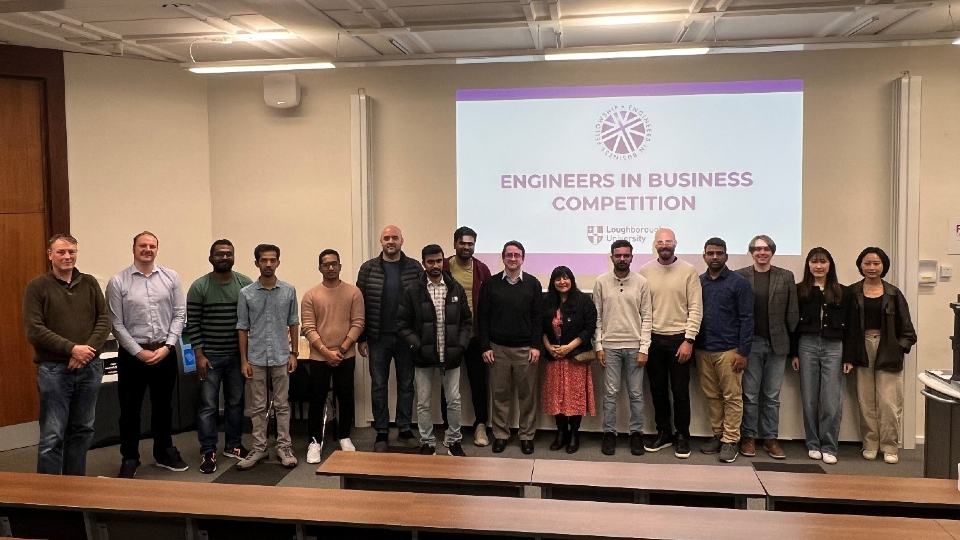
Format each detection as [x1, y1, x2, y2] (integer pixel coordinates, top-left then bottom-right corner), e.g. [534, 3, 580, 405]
[790, 284, 860, 360]
[397, 272, 472, 369]
[541, 290, 597, 358]
[848, 280, 917, 372]
[356, 252, 423, 342]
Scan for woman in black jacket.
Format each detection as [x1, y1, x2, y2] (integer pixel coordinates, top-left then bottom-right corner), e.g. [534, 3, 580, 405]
[540, 266, 597, 454]
[790, 247, 858, 465]
[849, 247, 917, 464]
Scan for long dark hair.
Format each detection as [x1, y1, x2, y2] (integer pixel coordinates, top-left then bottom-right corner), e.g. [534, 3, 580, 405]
[545, 265, 580, 313]
[798, 247, 843, 304]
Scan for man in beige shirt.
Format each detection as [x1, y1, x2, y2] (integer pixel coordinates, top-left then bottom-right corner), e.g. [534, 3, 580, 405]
[300, 249, 365, 463]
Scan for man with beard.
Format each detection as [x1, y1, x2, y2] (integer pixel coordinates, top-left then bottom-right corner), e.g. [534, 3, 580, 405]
[478, 241, 542, 454]
[186, 239, 253, 473]
[442, 226, 492, 446]
[107, 231, 187, 478]
[696, 237, 753, 463]
[236, 244, 300, 470]
[638, 228, 702, 459]
[398, 244, 472, 456]
[357, 225, 423, 452]
[593, 239, 653, 456]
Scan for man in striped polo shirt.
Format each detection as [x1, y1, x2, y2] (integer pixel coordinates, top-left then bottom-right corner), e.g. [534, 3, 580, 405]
[186, 239, 253, 473]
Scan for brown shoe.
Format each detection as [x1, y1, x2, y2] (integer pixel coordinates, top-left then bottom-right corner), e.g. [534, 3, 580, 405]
[739, 437, 756, 457]
[764, 439, 786, 460]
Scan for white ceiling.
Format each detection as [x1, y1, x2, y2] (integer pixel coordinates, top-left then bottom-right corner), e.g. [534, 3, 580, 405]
[0, 0, 957, 65]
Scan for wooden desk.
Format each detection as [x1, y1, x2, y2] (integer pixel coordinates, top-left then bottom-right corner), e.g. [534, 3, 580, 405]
[0, 471, 952, 540]
[758, 471, 960, 519]
[316, 450, 535, 497]
[939, 519, 960, 539]
[532, 459, 767, 509]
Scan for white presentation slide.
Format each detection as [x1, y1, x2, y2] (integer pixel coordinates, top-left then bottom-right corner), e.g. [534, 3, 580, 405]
[456, 80, 803, 276]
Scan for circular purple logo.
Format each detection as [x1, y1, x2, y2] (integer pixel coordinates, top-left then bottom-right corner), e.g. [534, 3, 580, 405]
[595, 105, 652, 159]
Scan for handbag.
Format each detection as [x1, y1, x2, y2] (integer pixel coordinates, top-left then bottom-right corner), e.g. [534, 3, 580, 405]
[572, 350, 597, 364]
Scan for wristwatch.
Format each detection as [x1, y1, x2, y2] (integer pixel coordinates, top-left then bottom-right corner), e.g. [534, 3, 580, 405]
[684, 338, 695, 344]
[165, 344, 175, 352]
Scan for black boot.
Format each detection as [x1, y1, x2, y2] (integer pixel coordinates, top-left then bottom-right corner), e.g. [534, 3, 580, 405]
[566, 416, 582, 454]
[550, 415, 569, 451]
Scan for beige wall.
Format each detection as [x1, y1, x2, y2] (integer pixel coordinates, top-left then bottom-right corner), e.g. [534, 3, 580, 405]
[64, 53, 212, 287]
[64, 45, 960, 440]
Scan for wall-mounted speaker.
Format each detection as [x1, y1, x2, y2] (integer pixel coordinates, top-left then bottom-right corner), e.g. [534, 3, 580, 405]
[263, 73, 300, 109]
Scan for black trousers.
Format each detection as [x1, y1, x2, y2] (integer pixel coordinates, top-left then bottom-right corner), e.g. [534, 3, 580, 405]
[646, 333, 691, 437]
[305, 357, 356, 441]
[117, 347, 177, 461]
[441, 337, 488, 426]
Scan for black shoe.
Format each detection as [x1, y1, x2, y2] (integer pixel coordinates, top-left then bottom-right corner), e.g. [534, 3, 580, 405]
[200, 451, 217, 474]
[629, 432, 645, 456]
[222, 445, 249, 460]
[492, 438, 507, 453]
[601, 432, 617, 456]
[398, 430, 417, 443]
[374, 432, 389, 453]
[701, 435, 722, 455]
[118, 458, 140, 479]
[520, 440, 535, 455]
[418, 443, 436, 455]
[155, 447, 189, 472]
[719, 442, 739, 463]
[549, 430, 568, 451]
[447, 442, 466, 457]
[644, 431, 673, 452]
[566, 433, 580, 454]
[674, 434, 691, 459]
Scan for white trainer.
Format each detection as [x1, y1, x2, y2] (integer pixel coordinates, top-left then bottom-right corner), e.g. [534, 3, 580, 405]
[306, 438, 322, 464]
[339, 438, 356, 452]
[822, 453, 838, 465]
[883, 453, 899, 464]
[862, 449, 878, 461]
[474, 423, 489, 447]
[807, 449, 822, 460]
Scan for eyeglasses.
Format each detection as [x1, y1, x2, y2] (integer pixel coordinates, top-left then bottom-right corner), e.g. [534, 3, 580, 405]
[751, 246, 772, 252]
[503, 253, 523, 259]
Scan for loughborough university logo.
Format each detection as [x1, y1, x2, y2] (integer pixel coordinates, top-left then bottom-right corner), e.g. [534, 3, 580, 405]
[595, 105, 651, 159]
[587, 226, 605, 245]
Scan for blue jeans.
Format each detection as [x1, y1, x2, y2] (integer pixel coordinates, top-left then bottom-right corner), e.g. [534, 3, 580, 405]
[415, 366, 461, 445]
[368, 334, 414, 432]
[601, 348, 644, 434]
[37, 358, 103, 475]
[797, 335, 844, 455]
[741, 336, 787, 439]
[196, 353, 245, 454]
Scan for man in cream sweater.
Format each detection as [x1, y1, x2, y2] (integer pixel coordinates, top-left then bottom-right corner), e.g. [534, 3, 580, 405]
[638, 228, 703, 459]
[593, 239, 653, 456]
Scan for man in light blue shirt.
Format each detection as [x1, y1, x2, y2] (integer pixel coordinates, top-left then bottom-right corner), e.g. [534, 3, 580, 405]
[236, 244, 300, 470]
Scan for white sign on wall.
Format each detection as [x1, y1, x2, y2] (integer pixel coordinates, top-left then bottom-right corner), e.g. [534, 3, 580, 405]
[950, 217, 960, 255]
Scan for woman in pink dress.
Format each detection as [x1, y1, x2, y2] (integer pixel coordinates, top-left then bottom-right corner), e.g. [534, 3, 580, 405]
[541, 266, 597, 453]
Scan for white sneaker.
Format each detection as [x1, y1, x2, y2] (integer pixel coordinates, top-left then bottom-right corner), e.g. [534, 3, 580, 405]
[306, 438, 322, 464]
[807, 449, 822, 460]
[822, 453, 838, 464]
[474, 423, 489, 447]
[339, 438, 356, 452]
[236, 449, 268, 470]
[862, 449, 878, 461]
[884, 453, 899, 464]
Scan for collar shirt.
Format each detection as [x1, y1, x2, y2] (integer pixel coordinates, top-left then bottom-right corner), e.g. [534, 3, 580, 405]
[237, 280, 299, 367]
[106, 265, 186, 356]
[698, 266, 754, 356]
[427, 279, 448, 363]
[503, 272, 523, 285]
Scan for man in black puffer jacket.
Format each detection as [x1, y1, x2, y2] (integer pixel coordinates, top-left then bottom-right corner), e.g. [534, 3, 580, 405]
[357, 225, 423, 452]
[397, 244, 471, 456]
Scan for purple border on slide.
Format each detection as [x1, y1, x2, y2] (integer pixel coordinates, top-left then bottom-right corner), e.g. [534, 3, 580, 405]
[456, 80, 803, 101]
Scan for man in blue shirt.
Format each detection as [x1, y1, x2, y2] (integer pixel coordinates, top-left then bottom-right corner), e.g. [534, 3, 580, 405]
[695, 237, 753, 463]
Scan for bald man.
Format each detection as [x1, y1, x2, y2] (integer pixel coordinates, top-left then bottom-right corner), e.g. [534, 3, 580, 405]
[357, 225, 424, 451]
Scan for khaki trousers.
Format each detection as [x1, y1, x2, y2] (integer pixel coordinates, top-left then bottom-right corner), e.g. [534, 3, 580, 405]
[696, 349, 743, 444]
[245, 364, 292, 453]
[489, 343, 538, 441]
[856, 334, 903, 455]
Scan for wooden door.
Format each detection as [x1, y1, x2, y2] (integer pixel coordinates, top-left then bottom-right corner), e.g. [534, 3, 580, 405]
[0, 77, 48, 426]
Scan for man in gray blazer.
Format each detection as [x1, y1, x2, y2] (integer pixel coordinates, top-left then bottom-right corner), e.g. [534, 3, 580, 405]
[735, 235, 798, 459]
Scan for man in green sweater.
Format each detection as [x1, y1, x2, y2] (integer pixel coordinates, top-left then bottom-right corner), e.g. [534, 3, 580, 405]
[23, 234, 111, 475]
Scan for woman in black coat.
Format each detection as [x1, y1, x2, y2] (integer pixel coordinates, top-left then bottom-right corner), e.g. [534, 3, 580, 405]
[540, 266, 597, 454]
[848, 247, 917, 464]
